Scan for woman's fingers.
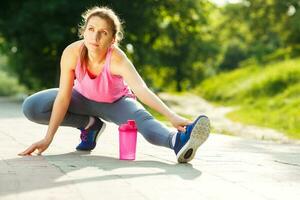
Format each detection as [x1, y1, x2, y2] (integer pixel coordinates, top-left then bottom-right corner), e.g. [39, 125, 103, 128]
[177, 126, 186, 132]
[18, 138, 51, 156]
[37, 147, 45, 155]
[18, 144, 37, 156]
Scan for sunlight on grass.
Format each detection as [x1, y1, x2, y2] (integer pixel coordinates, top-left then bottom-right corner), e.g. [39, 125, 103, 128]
[196, 58, 300, 139]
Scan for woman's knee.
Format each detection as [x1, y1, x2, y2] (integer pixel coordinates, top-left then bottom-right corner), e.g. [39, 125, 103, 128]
[22, 95, 40, 122]
[22, 89, 57, 122]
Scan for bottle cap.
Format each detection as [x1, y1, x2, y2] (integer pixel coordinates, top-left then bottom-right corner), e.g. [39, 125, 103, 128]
[128, 120, 136, 127]
[118, 119, 137, 131]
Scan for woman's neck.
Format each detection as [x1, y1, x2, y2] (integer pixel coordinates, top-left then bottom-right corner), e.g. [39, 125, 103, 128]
[87, 49, 107, 65]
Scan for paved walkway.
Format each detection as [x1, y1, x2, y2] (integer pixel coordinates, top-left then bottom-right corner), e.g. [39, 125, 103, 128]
[0, 97, 300, 200]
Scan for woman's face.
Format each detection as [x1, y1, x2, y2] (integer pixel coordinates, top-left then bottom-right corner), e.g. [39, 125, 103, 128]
[83, 16, 115, 52]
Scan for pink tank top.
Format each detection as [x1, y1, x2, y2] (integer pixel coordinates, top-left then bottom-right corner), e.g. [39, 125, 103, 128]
[73, 47, 134, 103]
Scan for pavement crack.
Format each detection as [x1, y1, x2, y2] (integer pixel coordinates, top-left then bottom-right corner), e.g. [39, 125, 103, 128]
[0, 130, 28, 147]
[52, 163, 68, 174]
[274, 160, 300, 167]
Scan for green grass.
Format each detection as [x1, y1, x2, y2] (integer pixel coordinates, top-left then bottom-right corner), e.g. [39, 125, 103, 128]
[0, 70, 27, 96]
[0, 54, 27, 96]
[195, 58, 300, 139]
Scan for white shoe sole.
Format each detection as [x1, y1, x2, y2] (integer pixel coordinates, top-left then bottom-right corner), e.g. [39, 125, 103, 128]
[177, 116, 210, 163]
[95, 122, 106, 143]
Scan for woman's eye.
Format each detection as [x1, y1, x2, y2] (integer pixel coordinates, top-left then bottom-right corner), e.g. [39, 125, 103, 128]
[88, 27, 94, 31]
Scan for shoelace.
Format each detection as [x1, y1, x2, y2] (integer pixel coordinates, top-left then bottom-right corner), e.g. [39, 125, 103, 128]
[80, 129, 88, 142]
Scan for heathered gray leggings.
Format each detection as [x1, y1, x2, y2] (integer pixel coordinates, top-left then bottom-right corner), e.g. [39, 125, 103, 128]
[22, 88, 174, 149]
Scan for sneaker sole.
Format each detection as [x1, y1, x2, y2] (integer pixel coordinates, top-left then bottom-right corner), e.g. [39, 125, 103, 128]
[177, 116, 210, 163]
[95, 122, 106, 144]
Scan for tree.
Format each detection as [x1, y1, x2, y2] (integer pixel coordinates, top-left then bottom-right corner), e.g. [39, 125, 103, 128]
[148, 0, 219, 91]
[0, 0, 218, 91]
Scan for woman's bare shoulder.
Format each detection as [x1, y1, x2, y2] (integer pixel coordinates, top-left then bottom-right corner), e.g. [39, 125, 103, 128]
[65, 40, 84, 57]
[111, 45, 128, 63]
[61, 40, 84, 70]
[110, 45, 133, 76]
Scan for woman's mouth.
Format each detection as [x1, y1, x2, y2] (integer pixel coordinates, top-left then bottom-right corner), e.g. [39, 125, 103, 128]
[89, 43, 99, 47]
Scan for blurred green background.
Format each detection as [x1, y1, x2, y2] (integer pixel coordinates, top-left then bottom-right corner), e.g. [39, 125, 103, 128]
[0, 0, 299, 138]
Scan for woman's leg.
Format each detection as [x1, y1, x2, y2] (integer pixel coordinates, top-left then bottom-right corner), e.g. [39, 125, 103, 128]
[95, 96, 175, 149]
[23, 89, 174, 149]
[22, 88, 92, 128]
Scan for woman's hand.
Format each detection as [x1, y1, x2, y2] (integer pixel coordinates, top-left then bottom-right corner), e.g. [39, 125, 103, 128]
[169, 113, 192, 132]
[18, 137, 52, 156]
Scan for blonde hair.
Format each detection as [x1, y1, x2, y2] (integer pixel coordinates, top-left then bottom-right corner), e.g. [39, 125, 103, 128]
[77, 6, 124, 76]
[78, 6, 124, 45]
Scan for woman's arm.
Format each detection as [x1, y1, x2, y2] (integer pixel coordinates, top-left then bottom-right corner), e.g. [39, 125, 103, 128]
[112, 48, 191, 131]
[19, 44, 76, 156]
[44, 46, 76, 141]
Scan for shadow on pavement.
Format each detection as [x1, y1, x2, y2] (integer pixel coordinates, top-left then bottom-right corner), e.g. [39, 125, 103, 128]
[0, 151, 202, 197]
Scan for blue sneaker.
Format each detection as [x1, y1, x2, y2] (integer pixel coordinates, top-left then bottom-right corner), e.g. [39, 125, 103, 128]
[76, 117, 106, 151]
[174, 115, 210, 163]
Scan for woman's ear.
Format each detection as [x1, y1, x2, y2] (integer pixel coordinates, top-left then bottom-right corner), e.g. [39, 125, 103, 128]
[111, 37, 115, 44]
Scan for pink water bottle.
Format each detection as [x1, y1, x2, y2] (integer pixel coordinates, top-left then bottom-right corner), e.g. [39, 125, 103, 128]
[118, 120, 138, 160]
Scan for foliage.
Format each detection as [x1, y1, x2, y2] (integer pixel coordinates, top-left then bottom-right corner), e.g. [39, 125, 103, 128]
[214, 0, 300, 71]
[0, 0, 218, 91]
[218, 40, 247, 71]
[196, 58, 300, 138]
[0, 70, 27, 96]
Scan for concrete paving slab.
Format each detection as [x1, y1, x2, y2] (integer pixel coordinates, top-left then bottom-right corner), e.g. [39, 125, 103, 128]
[0, 98, 299, 200]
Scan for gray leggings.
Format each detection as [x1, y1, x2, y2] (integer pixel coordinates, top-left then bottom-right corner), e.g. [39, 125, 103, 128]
[22, 88, 174, 149]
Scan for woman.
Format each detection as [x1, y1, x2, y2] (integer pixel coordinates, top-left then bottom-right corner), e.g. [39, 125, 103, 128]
[19, 6, 210, 163]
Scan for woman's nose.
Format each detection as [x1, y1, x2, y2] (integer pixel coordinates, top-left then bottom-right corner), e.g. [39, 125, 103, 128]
[94, 32, 101, 41]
